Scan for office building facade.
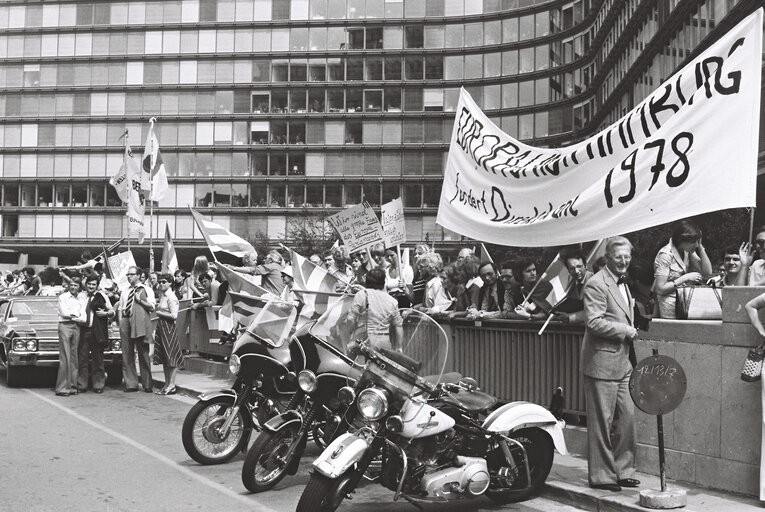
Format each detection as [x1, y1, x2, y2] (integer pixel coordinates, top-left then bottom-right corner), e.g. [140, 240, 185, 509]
[0, 0, 761, 263]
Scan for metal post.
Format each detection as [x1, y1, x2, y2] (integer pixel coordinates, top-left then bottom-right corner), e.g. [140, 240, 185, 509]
[652, 348, 667, 492]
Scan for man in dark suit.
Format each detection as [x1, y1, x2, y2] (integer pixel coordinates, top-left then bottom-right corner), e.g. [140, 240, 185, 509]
[467, 262, 505, 320]
[554, 251, 593, 324]
[581, 236, 640, 492]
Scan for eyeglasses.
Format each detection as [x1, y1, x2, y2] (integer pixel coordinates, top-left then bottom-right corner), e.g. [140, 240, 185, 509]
[158, 280, 169, 284]
[126, 273, 137, 276]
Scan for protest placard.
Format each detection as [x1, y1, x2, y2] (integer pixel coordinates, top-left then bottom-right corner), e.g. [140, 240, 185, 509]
[381, 198, 406, 247]
[107, 251, 137, 291]
[327, 202, 385, 252]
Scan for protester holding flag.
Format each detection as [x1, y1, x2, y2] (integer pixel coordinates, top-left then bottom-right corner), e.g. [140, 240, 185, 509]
[171, 270, 188, 300]
[153, 273, 182, 395]
[552, 250, 593, 324]
[652, 219, 713, 319]
[509, 259, 554, 320]
[227, 250, 285, 296]
[184, 256, 212, 300]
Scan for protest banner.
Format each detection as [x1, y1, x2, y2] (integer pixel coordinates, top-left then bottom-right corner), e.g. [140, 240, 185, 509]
[107, 251, 137, 291]
[436, 9, 762, 246]
[327, 202, 385, 252]
[381, 198, 406, 247]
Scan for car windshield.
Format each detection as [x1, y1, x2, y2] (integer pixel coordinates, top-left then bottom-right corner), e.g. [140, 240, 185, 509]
[8, 300, 58, 321]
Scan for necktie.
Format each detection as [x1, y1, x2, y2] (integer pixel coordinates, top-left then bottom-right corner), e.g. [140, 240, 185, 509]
[124, 287, 135, 317]
[86, 295, 93, 327]
[616, 274, 629, 285]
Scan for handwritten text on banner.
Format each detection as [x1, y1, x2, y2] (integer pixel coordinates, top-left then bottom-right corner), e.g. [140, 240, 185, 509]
[328, 202, 385, 252]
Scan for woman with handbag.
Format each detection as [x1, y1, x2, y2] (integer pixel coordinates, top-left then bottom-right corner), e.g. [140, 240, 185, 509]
[744, 293, 765, 501]
[652, 219, 713, 318]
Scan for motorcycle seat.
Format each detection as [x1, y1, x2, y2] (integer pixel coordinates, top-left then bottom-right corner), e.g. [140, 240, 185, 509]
[437, 390, 497, 413]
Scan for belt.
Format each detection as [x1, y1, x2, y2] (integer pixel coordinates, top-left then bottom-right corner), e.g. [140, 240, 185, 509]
[59, 320, 77, 325]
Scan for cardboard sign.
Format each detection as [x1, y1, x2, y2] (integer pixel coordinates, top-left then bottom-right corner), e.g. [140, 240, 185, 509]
[381, 198, 406, 247]
[107, 251, 137, 291]
[327, 202, 385, 252]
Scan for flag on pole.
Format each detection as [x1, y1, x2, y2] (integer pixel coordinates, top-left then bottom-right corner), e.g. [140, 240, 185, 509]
[143, 118, 170, 202]
[585, 239, 607, 272]
[218, 264, 272, 328]
[161, 222, 178, 274]
[110, 137, 147, 243]
[242, 299, 298, 345]
[288, 249, 345, 319]
[537, 254, 573, 312]
[308, 294, 356, 353]
[189, 207, 255, 259]
[480, 243, 494, 265]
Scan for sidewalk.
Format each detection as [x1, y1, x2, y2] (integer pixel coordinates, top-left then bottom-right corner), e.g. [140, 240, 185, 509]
[155, 359, 763, 512]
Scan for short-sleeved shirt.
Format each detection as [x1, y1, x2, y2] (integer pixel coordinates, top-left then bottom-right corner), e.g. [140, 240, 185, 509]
[653, 241, 688, 319]
[351, 288, 403, 350]
[749, 260, 765, 286]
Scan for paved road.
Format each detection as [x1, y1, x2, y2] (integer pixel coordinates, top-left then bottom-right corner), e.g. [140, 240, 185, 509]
[0, 368, 583, 512]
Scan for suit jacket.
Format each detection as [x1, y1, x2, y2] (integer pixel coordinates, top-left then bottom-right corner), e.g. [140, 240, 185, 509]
[477, 279, 505, 312]
[580, 268, 635, 380]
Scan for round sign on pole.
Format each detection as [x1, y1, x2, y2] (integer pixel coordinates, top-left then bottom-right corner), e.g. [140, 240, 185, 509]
[629, 354, 687, 415]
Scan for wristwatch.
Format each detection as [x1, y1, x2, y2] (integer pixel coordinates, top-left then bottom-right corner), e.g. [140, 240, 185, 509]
[479, 311, 484, 319]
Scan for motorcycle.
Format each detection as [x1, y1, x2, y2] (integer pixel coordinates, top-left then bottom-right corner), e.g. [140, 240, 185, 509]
[241, 296, 360, 492]
[296, 309, 568, 511]
[181, 300, 299, 465]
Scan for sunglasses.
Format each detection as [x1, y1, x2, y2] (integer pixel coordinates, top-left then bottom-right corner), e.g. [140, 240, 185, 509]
[158, 280, 169, 284]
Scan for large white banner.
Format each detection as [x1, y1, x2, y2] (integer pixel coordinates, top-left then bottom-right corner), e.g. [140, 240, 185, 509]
[437, 9, 762, 247]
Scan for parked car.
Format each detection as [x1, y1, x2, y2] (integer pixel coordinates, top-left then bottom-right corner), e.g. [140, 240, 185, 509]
[0, 296, 123, 387]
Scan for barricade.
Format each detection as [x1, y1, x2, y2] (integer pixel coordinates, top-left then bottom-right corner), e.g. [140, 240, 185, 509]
[177, 299, 227, 358]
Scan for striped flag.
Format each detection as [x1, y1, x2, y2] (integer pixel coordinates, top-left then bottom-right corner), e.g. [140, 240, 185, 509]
[538, 254, 573, 311]
[480, 243, 494, 265]
[161, 222, 178, 274]
[586, 239, 607, 272]
[218, 264, 271, 328]
[189, 207, 255, 258]
[289, 249, 345, 319]
[242, 298, 297, 344]
[143, 119, 169, 201]
[308, 294, 356, 354]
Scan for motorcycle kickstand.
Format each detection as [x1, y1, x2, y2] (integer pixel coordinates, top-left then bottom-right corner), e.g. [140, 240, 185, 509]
[401, 495, 424, 511]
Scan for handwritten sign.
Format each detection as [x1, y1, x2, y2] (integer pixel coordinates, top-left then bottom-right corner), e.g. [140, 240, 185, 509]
[436, 10, 761, 246]
[107, 250, 137, 291]
[381, 198, 406, 247]
[629, 354, 687, 415]
[327, 202, 385, 253]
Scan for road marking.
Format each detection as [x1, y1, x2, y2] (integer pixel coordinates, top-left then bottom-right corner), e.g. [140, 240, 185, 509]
[26, 389, 276, 512]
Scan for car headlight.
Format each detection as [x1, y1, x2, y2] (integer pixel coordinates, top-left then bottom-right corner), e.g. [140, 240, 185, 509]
[228, 354, 241, 375]
[13, 339, 25, 351]
[25, 339, 37, 351]
[298, 370, 317, 394]
[357, 388, 389, 421]
[112, 340, 121, 350]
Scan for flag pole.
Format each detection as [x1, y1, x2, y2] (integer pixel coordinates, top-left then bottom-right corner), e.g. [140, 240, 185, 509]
[123, 129, 131, 253]
[749, 207, 756, 244]
[148, 117, 156, 271]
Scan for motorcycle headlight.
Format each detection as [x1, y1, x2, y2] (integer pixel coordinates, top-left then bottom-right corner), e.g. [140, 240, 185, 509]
[228, 354, 241, 375]
[298, 370, 317, 394]
[25, 339, 37, 351]
[357, 388, 389, 421]
[338, 386, 355, 406]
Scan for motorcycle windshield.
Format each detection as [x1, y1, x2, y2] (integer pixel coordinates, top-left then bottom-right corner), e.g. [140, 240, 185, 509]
[351, 308, 449, 401]
[232, 298, 298, 351]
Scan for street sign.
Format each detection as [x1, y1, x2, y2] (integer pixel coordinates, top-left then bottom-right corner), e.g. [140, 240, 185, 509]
[629, 354, 687, 416]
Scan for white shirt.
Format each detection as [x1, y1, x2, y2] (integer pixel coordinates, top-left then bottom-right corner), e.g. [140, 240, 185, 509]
[605, 266, 630, 305]
[58, 291, 83, 322]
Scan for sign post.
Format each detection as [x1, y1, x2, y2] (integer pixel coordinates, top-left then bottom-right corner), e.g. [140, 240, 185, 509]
[629, 348, 688, 509]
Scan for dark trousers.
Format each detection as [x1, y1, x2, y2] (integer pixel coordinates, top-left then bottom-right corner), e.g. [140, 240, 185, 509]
[77, 327, 105, 391]
[120, 318, 152, 391]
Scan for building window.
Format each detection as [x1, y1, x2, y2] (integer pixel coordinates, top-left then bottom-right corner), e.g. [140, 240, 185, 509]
[404, 26, 423, 48]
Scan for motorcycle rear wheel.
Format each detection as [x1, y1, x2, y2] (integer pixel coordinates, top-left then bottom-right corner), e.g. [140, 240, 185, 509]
[241, 425, 302, 492]
[296, 471, 351, 512]
[181, 396, 248, 465]
[486, 427, 554, 504]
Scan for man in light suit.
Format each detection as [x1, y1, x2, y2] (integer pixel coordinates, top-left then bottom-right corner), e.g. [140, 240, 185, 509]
[581, 236, 640, 492]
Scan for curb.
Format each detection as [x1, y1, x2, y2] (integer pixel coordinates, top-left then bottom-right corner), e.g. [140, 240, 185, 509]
[543, 480, 674, 512]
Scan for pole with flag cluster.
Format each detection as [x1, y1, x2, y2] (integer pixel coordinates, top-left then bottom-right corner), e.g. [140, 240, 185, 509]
[143, 118, 170, 270]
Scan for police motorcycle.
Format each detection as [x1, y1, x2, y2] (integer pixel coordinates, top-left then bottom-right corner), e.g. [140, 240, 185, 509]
[181, 300, 299, 465]
[296, 309, 568, 511]
[241, 296, 361, 492]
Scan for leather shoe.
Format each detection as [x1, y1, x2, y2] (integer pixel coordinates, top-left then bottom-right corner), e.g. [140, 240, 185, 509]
[76, 388, 87, 393]
[617, 478, 640, 488]
[590, 483, 622, 492]
[55, 391, 70, 397]
[93, 389, 103, 394]
[124, 388, 139, 393]
[69, 389, 79, 395]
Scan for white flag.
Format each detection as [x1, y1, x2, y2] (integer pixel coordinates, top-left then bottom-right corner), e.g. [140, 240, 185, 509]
[143, 120, 170, 201]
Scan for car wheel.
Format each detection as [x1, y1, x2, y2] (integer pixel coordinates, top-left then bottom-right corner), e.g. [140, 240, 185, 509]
[6, 364, 23, 387]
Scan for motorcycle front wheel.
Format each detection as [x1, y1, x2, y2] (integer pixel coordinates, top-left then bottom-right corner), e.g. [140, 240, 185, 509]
[296, 471, 353, 512]
[486, 427, 554, 504]
[241, 425, 302, 492]
[181, 396, 248, 465]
